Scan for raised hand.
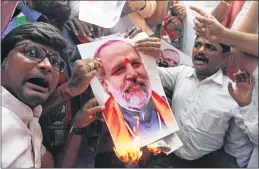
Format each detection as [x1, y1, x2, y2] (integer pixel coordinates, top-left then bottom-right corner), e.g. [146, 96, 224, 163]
[65, 58, 102, 97]
[70, 98, 105, 128]
[190, 6, 226, 43]
[134, 37, 161, 58]
[228, 69, 255, 107]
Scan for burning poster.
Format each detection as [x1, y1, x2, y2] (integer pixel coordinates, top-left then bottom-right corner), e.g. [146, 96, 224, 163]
[77, 32, 181, 161]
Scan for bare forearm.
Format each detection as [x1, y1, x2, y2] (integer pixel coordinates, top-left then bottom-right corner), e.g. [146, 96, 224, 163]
[146, 1, 167, 26]
[220, 29, 258, 56]
[41, 87, 66, 115]
[56, 134, 83, 168]
[211, 1, 230, 23]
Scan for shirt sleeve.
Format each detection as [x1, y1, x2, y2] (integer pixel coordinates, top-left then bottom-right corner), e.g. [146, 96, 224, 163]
[157, 66, 183, 92]
[233, 102, 258, 145]
[20, 3, 42, 22]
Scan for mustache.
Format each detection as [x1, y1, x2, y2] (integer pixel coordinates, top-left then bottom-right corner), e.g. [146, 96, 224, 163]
[194, 53, 209, 63]
[124, 79, 146, 92]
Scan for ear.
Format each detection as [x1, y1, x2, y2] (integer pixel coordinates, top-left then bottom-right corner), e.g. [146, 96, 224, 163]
[100, 79, 111, 95]
[1, 58, 8, 69]
[221, 52, 230, 64]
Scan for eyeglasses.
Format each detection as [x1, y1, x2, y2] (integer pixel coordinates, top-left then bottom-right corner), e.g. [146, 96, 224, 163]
[14, 42, 66, 72]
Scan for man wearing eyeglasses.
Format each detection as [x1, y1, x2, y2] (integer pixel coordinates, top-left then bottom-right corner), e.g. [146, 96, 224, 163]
[1, 22, 104, 168]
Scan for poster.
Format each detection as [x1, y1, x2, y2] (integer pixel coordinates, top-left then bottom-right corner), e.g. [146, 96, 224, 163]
[78, 32, 181, 153]
[79, 1, 126, 28]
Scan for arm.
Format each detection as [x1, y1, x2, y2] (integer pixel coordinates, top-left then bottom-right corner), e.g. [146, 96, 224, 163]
[145, 1, 168, 26]
[234, 1, 258, 34]
[234, 103, 258, 145]
[42, 59, 101, 115]
[42, 99, 105, 167]
[157, 66, 183, 92]
[211, 1, 231, 23]
[191, 6, 259, 56]
[228, 70, 258, 144]
[219, 29, 258, 56]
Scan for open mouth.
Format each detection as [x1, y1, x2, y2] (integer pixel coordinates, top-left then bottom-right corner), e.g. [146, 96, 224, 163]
[194, 55, 209, 64]
[26, 78, 49, 92]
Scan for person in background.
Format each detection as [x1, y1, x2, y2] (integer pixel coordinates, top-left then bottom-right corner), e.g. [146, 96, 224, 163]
[157, 49, 180, 68]
[69, 0, 168, 36]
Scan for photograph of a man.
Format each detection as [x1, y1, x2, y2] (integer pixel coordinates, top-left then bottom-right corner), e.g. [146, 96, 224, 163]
[157, 49, 180, 68]
[94, 40, 176, 148]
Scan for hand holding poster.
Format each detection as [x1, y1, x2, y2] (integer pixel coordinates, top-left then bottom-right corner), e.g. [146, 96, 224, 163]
[79, 1, 126, 28]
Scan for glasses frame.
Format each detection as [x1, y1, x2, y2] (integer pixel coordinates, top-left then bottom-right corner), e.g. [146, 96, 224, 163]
[14, 42, 66, 72]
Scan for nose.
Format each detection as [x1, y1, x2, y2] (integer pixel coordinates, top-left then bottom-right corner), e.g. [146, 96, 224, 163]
[197, 45, 206, 53]
[36, 57, 53, 74]
[126, 64, 137, 80]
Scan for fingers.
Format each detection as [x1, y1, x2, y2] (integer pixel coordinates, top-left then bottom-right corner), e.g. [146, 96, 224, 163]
[124, 27, 142, 38]
[129, 28, 142, 39]
[190, 6, 208, 17]
[81, 21, 93, 38]
[72, 18, 87, 38]
[135, 37, 160, 44]
[75, 58, 102, 73]
[124, 27, 135, 38]
[83, 98, 98, 109]
[195, 15, 214, 25]
[241, 69, 251, 83]
[67, 20, 78, 36]
[228, 81, 235, 97]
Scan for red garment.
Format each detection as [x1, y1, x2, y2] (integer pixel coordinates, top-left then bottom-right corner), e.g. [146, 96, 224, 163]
[221, 1, 246, 80]
[1, 1, 18, 34]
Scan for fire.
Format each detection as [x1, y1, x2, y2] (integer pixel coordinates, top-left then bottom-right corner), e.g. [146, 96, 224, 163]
[147, 140, 172, 156]
[114, 137, 143, 166]
[147, 143, 161, 156]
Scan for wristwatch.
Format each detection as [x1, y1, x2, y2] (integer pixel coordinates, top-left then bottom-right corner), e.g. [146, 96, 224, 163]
[69, 125, 86, 135]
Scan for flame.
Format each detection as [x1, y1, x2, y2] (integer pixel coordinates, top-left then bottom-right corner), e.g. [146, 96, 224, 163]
[114, 137, 143, 165]
[147, 144, 161, 156]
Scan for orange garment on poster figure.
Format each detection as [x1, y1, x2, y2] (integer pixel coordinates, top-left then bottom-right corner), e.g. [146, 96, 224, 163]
[103, 90, 175, 156]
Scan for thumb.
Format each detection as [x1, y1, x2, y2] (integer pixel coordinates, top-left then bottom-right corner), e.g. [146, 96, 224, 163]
[228, 81, 235, 97]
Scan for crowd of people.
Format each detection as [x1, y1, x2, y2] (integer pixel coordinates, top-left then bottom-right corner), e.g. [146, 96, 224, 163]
[1, 0, 258, 168]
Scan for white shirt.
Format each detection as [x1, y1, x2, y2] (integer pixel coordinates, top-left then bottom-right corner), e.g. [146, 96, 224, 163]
[158, 65, 256, 160]
[247, 66, 258, 168]
[1, 86, 44, 168]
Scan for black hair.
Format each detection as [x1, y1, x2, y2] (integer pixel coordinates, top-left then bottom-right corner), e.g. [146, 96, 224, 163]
[1, 22, 68, 63]
[219, 43, 230, 54]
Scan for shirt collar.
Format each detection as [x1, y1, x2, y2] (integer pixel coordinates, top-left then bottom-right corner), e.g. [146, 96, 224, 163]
[185, 68, 224, 85]
[1, 86, 42, 123]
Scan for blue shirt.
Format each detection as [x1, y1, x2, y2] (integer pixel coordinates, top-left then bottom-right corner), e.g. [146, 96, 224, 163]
[2, 3, 43, 39]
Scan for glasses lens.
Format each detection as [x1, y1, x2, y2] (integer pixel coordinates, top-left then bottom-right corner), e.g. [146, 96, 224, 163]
[24, 44, 45, 61]
[49, 54, 66, 72]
